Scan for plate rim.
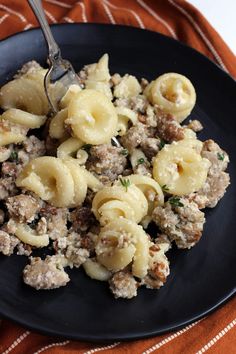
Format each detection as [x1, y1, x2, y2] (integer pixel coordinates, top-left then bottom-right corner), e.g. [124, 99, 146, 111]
[0, 23, 235, 342]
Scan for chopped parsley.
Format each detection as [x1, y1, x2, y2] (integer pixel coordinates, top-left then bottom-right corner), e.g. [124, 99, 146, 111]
[82, 144, 92, 153]
[119, 178, 131, 192]
[217, 152, 225, 161]
[120, 148, 129, 156]
[9, 151, 18, 163]
[137, 157, 145, 165]
[159, 140, 166, 150]
[169, 196, 184, 207]
[161, 184, 169, 192]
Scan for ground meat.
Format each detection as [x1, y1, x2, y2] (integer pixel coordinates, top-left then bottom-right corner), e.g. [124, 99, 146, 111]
[0, 230, 19, 256]
[63, 231, 90, 268]
[6, 194, 41, 223]
[155, 110, 184, 142]
[69, 206, 96, 232]
[22, 135, 46, 159]
[187, 120, 203, 132]
[86, 144, 127, 181]
[152, 198, 205, 249]
[133, 162, 152, 176]
[14, 60, 42, 79]
[140, 138, 160, 159]
[16, 243, 32, 256]
[0, 177, 18, 200]
[23, 255, 70, 290]
[120, 123, 153, 152]
[109, 271, 138, 299]
[115, 95, 148, 114]
[40, 204, 68, 240]
[191, 140, 230, 208]
[1, 162, 19, 178]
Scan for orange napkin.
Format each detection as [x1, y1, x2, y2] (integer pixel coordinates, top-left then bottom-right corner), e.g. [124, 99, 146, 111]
[0, 1, 235, 353]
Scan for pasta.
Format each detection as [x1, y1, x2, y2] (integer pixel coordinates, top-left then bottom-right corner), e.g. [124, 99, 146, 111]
[116, 106, 138, 136]
[67, 89, 118, 144]
[144, 73, 196, 123]
[95, 218, 149, 278]
[16, 156, 102, 208]
[114, 74, 142, 98]
[0, 55, 230, 299]
[0, 68, 49, 115]
[92, 182, 148, 225]
[153, 143, 210, 195]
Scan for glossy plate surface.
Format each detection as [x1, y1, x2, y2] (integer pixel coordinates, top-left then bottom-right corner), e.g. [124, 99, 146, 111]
[0, 24, 235, 341]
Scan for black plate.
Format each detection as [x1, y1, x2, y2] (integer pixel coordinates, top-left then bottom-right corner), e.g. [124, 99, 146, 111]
[0, 24, 235, 342]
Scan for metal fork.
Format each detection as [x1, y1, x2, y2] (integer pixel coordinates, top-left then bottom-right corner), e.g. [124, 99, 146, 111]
[28, 0, 81, 114]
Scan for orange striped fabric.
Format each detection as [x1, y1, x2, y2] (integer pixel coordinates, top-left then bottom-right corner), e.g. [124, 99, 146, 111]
[0, 1, 236, 353]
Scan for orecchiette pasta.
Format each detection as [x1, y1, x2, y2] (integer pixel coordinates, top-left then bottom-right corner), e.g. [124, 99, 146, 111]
[14, 222, 49, 247]
[95, 218, 149, 278]
[57, 137, 84, 160]
[144, 73, 196, 123]
[49, 108, 68, 140]
[67, 89, 118, 144]
[83, 258, 112, 281]
[153, 143, 210, 195]
[92, 183, 148, 225]
[114, 74, 141, 98]
[0, 118, 26, 146]
[2, 108, 46, 129]
[0, 69, 49, 115]
[116, 106, 138, 136]
[16, 156, 102, 207]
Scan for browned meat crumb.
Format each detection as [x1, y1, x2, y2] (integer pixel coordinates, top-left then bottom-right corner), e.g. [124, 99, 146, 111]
[191, 140, 230, 208]
[109, 271, 138, 299]
[155, 110, 184, 142]
[69, 206, 96, 232]
[40, 204, 68, 240]
[6, 194, 42, 223]
[140, 137, 160, 159]
[22, 135, 46, 159]
[133, 162, 151, 176]
[0, 177, 18, 200]
[86, 144, 127, 181]
[64, 231, 90, 268]
[152, 198, 205, 249]
[1, 162, 19, 178]
[23, 255, 70, 290]
[13, 60, 42, 79]
[0, 230, 19, 256]
[120, 123, 150, 152]
[115, 95, 148, 114]
[187, 120, 203, 132]
[17, 243, 32, 256]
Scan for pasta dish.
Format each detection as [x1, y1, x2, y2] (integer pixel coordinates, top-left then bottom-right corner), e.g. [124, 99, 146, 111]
[0, 54, 230, 298]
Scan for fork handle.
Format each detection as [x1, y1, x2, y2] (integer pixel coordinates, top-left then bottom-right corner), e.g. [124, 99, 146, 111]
[28, 0, 61, 62]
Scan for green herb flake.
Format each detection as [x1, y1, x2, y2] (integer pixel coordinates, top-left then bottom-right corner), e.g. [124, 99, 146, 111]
[217, 152, 225, 161]
[119, 178, 131, 192]
[169, 196, 184, 207]
[137, 157, 145, 165]
[161, 184, 169, 192]
[9, 151, 18, 163]
[120, 149, 129, 156]
[82, 144, 92, 153]
[159, 140, 166, 150]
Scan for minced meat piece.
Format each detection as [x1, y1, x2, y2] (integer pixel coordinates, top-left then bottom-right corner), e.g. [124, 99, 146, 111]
[187, 120, 203, 132]
[22, 135, 46, 159]
[6, 194, 41, 223]
[115, 95, 148, 114]
[23, 255, 70, 290]
[0, 177, 18, 200]
[1, 162, 19, 178]
[120, 123, 154, 152]
[60, 231, 90, 268]
[140, 137, 160, 159]
[109, 271, 138, 299]
[155, 110, 184, 142]
[0, 230, 19, 256]
[40, 205, 68, 240]
[86, 144, 127, 181]
[191, 140, 230, 208]
[152, 197, 205, 249]
[69, 206, 96, 232]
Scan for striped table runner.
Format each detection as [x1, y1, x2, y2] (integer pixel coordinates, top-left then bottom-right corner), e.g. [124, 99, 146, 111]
[0, 1, 235, 353]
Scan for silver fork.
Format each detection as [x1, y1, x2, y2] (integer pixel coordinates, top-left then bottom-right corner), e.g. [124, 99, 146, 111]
[28, 0, 121, 147]
[28, 0, 81, 114]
